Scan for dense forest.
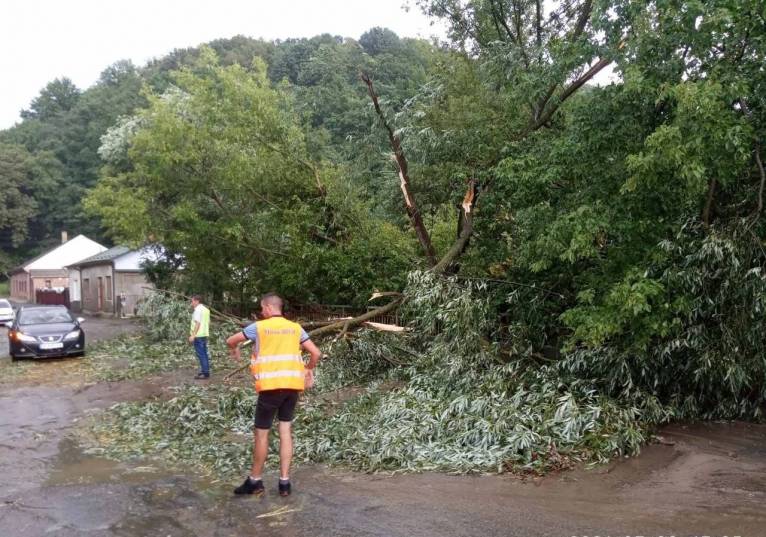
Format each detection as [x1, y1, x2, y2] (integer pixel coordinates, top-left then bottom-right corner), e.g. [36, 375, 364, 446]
[2, 0, 765, 469]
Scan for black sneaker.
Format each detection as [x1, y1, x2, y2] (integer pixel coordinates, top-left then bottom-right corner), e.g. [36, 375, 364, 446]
[234, 477, 264, 495]
[194, 372, 210, 380]
[278, 480, 291, 497]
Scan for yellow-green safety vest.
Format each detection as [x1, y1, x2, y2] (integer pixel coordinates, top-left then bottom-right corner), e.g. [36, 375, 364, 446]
[191, 305, 210, 338]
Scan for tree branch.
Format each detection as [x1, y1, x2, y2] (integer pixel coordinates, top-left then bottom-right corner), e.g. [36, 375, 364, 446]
[247, 131, 325, 196]
[432, 180, 478, 274]
[209, 188, 226, 211]
[361, 72, 438, 267]
[571, 0, 593, 42]
[441, 3, 486, 48]
[535, 0, 543, 49]
[533, 83, 558, 125]
[529, 56, 612, 132]
[754, 145, 765, 217]
[308, 297, 404, 339]
[489, 0, 517, 43]
[490, 0, 529, 67]
[702, 178, 717, 228]
[529, 1, 597, 130]
[737, 98, 765, 224]
[146, 287, 247, 324]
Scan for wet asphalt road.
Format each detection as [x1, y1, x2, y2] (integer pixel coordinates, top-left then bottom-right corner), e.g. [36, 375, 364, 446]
[1, 382, 765, 537]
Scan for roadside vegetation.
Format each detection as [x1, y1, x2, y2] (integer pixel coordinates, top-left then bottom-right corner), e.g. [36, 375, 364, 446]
[2, 1, 765, 477]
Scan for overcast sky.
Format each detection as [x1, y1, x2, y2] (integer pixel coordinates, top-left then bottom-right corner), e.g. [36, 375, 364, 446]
[0, 0, 443, 129]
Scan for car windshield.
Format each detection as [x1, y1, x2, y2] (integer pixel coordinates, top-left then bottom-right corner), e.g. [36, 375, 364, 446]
[18, 308, 73, 325]
[0, 300, 10, 309]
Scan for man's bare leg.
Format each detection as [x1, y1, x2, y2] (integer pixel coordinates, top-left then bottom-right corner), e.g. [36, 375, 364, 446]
[277, 421, 293, 479]
[233, 429, 270, 495]
[251, 428, 270, 477]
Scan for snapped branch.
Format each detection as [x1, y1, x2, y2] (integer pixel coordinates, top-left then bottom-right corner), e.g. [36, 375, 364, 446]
[361, 72, 438, 267]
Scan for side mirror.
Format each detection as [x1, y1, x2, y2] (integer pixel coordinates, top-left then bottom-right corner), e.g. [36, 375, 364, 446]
[77, 317, 85, 324]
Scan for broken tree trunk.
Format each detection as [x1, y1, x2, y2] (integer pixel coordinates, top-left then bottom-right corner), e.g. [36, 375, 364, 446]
[434, 179, 479, 274]
[361, 72, 438, 267]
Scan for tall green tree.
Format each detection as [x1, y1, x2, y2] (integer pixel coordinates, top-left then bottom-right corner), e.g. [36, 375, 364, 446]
[20, 77, 81, 121]
[0, 61, 146, 253]
[0, 144, 38, 248]
[87, 48, 415, 306]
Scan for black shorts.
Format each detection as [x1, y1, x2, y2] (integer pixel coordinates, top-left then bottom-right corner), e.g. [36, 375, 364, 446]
[254, 389, 300, 429]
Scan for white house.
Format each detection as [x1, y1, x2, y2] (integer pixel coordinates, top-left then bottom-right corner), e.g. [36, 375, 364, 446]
[10, 233, 107, 303]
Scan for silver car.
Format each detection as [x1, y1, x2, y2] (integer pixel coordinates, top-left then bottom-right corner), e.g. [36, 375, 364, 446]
[0, 299, 14, 323]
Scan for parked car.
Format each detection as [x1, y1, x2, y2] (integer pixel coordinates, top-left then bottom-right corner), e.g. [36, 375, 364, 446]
[0, 299, 14, 323]
[5, 305, 85, 361]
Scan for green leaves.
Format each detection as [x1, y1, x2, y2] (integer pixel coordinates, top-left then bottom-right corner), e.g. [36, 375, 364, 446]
[561, 219, 766, 420]
[561, 271, 668, 349]
[0, 144, 38, 249]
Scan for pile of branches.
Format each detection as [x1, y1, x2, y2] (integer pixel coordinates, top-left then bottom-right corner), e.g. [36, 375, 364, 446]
[87, 273, 648, 475]
[89, 228, 766, 475]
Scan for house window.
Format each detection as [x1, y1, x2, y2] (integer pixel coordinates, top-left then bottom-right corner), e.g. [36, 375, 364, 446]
[83, 278, 90, 300]
[45, 280, 52, 289]
[106, 276, 112, 300]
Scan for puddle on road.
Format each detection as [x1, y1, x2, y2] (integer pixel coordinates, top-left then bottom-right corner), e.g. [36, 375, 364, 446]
[47, 436, 170, 487]
[42, 436, 318, 536]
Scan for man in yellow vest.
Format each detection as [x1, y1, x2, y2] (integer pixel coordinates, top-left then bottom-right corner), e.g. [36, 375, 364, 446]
[226, 292, 321, 496]
[188, 295, 211, 379]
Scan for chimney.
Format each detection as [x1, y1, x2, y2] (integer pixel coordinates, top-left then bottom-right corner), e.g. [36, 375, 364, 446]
[61, 231, 68, 244]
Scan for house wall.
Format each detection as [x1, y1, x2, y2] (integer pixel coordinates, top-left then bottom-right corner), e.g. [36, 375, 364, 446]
[115, 272, 154, 317]
[114, 250, 142, 271]
[80, 264, 115, 314]
[68, 269, 82, 311]
[10, 273, 31, 301]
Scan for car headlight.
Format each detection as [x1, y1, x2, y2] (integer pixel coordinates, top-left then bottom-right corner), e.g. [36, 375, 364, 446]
[63, 329, 81, 341]
[15, 332, 37, 344]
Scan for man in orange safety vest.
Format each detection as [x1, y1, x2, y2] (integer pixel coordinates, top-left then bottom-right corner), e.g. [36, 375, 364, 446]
[226, 292, 321, 497]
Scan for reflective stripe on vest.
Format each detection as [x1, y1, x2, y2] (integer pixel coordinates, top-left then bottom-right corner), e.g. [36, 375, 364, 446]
[250, 317, 304, 392]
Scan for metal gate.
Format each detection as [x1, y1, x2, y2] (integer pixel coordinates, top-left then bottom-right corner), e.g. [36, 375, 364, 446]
[36, 289, 71, 307]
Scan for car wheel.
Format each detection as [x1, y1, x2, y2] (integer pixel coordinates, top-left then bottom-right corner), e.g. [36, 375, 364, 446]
[10, 354, 19, 362]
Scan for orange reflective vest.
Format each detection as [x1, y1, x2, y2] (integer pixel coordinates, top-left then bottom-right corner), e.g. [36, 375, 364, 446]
[249, 316, 305, 392]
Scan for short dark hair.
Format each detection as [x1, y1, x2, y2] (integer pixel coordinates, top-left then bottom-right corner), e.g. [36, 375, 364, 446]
[261, 292, 283, 312]
[191, 294, 203, 302]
